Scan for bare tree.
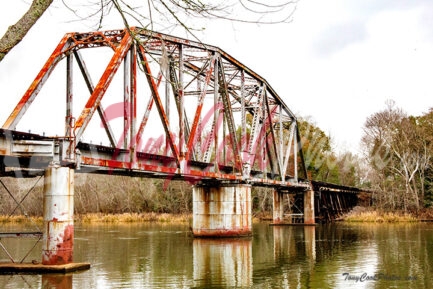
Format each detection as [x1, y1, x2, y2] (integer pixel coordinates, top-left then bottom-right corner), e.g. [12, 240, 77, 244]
[362, 101, 433, 211]
[0, 0, 298, 61]
[362, 100, 405, 209]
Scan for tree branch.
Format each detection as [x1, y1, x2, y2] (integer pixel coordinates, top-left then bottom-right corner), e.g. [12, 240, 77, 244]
[0, 0, 54, 61]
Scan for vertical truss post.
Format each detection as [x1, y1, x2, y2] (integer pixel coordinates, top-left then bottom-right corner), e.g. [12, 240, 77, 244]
[262, 92, 267, 176]
[296, 123, 308, 180]
[279, 106, 283, 180]
[241, 70, 250, 179]
[241, 70, 246, 155]
[165, 57, 170, 155]
[247, 85, 264, 167]
[282, 122, 295, 183]
[123, 47, 131, 150]
[213, 55, 220, 171]
[293, 126, 298, 182]
[223, 111, 226, 165]
[66, 53, 73, 142]
[217, 57, 240, 170]
[178, 44, 185, 159]
[129, 46, 137, 165]
[195, 76, 202, 161]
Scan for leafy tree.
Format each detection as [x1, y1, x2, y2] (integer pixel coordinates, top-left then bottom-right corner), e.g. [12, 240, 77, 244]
[298, 117, 336, 182]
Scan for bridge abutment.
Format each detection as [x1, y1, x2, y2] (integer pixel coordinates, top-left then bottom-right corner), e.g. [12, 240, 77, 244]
[192, 184, 252, 237]
[42, 163, 74, 265]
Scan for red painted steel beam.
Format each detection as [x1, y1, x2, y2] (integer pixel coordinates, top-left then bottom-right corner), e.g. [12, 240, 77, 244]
[185, 56, 215, 161]
[135, 73, 163, 151]
[73, 30, 133, 143]
[73, 50, 117, 147]
[137, 46, 180, 166]
[0, 27, 311, 188]
[3, 34, 73, 130]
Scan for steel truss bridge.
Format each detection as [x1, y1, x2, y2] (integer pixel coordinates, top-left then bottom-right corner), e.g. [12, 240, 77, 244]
[0, 27, 367, 268]
[1, 27, 313, 188]
[0, 26, 365, 218]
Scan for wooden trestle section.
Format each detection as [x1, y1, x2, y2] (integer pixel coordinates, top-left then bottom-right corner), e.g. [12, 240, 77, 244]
[289, 181, 367, 223]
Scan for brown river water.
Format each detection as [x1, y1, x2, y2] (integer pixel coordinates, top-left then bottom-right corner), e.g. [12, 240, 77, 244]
[0, 222, 432, 288]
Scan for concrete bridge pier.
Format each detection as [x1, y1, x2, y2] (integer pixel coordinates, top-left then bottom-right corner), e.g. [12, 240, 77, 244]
[272, 190, 285, 224]
[304, 189, 315, 224]
[42, 163, 74, 265]
[192, 184, 252, 237]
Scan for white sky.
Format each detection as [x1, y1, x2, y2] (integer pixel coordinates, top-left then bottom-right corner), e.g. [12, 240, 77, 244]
[1, 0, 432, 155]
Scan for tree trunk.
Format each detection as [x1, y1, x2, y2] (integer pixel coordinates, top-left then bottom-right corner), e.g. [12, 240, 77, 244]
[0, 0, 53, 62]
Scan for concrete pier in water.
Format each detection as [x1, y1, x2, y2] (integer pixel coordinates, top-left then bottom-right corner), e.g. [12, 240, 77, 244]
[272, 190, 285, 224]
[42, 164, 74, 265]
[272, 188, 316, 225]
[192, 184, 252, 237]
[303, 190, 315, 224]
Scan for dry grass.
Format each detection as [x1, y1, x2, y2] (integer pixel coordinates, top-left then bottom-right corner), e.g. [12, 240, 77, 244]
[0, 215, 43, 224]
[342, 208, 418, 223]
[0, 213, 192, 224]
[75, 212, 192, 224]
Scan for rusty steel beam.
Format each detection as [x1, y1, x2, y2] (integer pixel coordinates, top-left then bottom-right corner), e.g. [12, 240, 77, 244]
[0, 27, 315, 189]
[73, 31, 133, 143]
[3, 34, 73, 130]
[138, 46, 180, 166]
[135, 73, 162, 150]
[73, 50, 117, 147]
[185, 55, 215, 161]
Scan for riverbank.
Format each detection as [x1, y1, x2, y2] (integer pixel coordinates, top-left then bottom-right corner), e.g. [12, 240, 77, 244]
[339, 206, 433, 223]
[1, 208, 433, 224]
[0, 213, 192, 224]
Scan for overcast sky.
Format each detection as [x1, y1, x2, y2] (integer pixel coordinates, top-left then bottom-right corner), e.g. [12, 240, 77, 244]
[1, 0, 432, 154]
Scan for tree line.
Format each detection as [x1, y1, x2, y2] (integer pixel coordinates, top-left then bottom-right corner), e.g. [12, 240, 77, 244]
[1, 102, 431, 217]
[362, 101, 433, 211]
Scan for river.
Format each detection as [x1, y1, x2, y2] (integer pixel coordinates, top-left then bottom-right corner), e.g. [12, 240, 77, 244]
[0, 222, 432, 288]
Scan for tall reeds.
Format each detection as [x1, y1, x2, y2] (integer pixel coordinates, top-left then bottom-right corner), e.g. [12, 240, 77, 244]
[342, 210, 418, 223]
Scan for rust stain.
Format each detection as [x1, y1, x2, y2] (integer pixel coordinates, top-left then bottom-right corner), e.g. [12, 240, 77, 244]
[42, 274, 72, 289]
[43, 224, 74, 265]
[193, 228, 252, 238]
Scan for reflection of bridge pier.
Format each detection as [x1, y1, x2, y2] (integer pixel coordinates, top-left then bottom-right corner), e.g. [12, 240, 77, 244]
[273, 225, 316, 279]
[42, 274, 73, 289]
[193, 238, 252, 288]
[273, 226, 316, 262]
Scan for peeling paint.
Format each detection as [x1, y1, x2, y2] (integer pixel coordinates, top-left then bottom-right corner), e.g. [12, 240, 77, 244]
[192, 185, 252, 237]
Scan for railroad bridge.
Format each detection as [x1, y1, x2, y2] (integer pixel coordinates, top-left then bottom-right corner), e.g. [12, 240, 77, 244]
[0, 28, 363, 267]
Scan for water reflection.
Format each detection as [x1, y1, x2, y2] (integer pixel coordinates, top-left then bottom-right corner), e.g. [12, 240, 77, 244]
[41, 274, 72, 289]
[193, 238, 252, 288]
[273, 225, 316, 262]
[1, 223, 433, 288]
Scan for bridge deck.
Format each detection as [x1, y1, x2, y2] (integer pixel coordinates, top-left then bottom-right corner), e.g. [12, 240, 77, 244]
[0, 128, 310, 191]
